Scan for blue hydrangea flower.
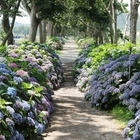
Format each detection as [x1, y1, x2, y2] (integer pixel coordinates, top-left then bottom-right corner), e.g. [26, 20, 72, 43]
[6, 118, 15, 126]
[13, 100, 23, 110]
[27, 117, 35, 126]
[0, 63, 7, 68]
[12, 113, 24, 124]
[22, 100, 30, 111]
[10, 136, 16, 140]
[6, 106, 15, 115]
[13, 76, 23, 83]
[0, 111, 4, 120]
[35, 122, 45, 134]
[28, 111, 35, 119]
[136, 102, 140, 110]
[119, 92, 130, 100]
[132, 128, 139, 140]
[127, 119, 136, 127]
[7, 87, 17, 98]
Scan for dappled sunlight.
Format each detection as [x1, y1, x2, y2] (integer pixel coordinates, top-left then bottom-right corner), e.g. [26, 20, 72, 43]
[42, 39, 123, 140]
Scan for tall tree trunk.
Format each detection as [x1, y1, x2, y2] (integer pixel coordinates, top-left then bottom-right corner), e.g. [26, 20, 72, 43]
[60, 26, 65, 37]
[39, 20, 47, 43]
[29, 8, 40, 42]
[123, 13, 130, 44]
[46, 21, 53, 37]
[130, 0, 139, 44]
[52, 23, 57, 36]
[110, 0, 117, 44]
[2, 14, 13, 45]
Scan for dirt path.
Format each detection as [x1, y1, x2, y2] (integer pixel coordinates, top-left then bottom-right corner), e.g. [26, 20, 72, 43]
[42, 39, 123, 140]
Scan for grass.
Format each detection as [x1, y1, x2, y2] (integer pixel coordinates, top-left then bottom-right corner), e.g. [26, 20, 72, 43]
[110, 105, 134, 128]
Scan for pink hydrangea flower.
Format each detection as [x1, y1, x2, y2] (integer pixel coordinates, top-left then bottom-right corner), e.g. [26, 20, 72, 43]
[9, 63, 18, 68]
[16, 69, 29, 77]
[8, 53, 19, 58]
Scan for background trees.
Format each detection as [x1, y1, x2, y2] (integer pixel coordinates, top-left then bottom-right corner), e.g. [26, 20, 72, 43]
[0, 0, 21, 45]
[0, 0, 140, 45]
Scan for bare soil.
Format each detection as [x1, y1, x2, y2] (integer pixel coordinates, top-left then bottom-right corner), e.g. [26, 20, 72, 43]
[42, 38, 124, 140]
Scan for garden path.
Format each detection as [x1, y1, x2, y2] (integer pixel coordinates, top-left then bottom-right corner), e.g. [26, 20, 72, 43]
[42, 38, 124, 140]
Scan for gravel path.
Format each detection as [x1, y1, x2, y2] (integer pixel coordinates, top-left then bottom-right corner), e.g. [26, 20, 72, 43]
[42, 38, 124, 140]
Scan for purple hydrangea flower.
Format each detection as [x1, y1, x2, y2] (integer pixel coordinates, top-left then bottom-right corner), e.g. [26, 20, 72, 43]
[0, 135, 6, 140]
[0, 75, 8, 82]
[9, 63, 18, 68]
[123, 127, 131, 138]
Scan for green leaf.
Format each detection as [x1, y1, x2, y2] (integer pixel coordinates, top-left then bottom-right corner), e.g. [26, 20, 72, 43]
[1, 120, 8, 129]
[34, 86, 43, 93]
[22, 82, 33, 89]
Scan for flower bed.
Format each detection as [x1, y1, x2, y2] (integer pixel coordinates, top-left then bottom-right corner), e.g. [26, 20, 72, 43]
[73, 42, 136, 92]
[0, 42, 63, 140]
[73, 40, 140, 139]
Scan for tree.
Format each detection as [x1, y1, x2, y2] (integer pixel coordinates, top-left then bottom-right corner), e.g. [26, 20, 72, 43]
[21, 0, 66, 42]
[0, 0, 21, 45]
[130, 0, 140, 44]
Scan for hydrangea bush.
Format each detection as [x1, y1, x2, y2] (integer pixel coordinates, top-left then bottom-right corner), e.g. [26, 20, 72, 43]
[0, 63, 52, 140]
[73, 43, 137, 92]
[73, 41, 140, 139]
[85, 54, 140, 110]
[0, 42, 64, 140]
[6, 42, 63, 89]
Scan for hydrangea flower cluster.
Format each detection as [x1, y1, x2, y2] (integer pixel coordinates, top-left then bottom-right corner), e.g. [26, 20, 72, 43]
[0, 42, 63, 139]
[73, 41, 140, 139]
[83, 54, 140, 109]
[7, 42, 63, 90]
[73, 43, 136, 92]
[0, 63, 53, 139]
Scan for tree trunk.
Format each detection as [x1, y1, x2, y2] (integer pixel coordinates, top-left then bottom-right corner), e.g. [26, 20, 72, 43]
[52, 23, 57, 36]
[39, 20, 47, 43]
[29, 1, 40, 42]
[60, 26, 65, 37]
[110, 0, 117, 44]
[2, 15, 14, 45]
[46, 21, 53, 37]
[123, 13, 130, 44]
[130, 0, 139, 44]
[1, 0, 21, 46]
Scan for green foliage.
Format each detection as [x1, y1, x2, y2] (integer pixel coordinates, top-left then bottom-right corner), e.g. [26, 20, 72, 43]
[88, 43, 137, 69]
[76, 37, 94, 47]
[0, 45, 6, 56]
[111, 105, 134, 127]
[46, 36, 64, 50]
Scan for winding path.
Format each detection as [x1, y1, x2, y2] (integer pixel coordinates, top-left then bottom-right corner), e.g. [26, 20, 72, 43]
[42, 38, 123, 140]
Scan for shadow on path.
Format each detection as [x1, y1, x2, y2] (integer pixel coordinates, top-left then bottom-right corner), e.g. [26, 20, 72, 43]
[42, 39, 123, 140]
